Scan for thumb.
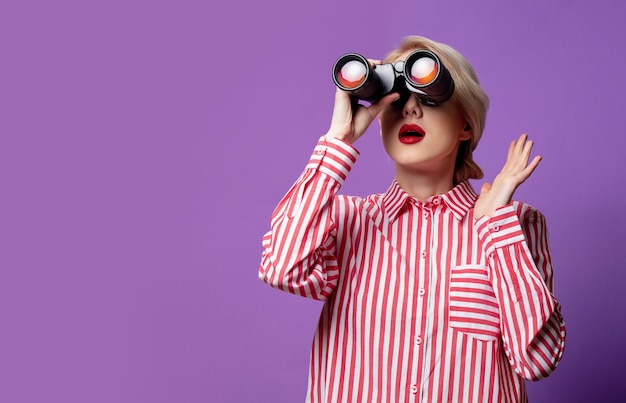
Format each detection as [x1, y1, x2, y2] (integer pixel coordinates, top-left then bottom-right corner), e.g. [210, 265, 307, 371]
[480, 182, 492, 196]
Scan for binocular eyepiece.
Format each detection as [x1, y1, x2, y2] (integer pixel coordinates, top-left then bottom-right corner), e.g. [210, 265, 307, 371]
[332, 49, 454, 106]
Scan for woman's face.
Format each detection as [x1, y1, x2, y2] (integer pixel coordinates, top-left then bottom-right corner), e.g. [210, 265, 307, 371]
[379, 50, 470, 174]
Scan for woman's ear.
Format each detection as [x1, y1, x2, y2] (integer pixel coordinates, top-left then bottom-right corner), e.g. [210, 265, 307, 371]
[460, 122, 472, 141]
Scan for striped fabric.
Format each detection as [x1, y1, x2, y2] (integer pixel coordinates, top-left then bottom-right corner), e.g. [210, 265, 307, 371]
[259, 137, 566, 403]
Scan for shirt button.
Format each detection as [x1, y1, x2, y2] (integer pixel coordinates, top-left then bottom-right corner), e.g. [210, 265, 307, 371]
[415, 336, 422, 344]
[493, 225, 500, 232]
[411, 385, 418, 394]
[418, 288, 425, 296]
[315, 149, 324, 155]
[433, 197, 441, 205]
[423, 212, 429, 219]
[420, 250, 427, 258]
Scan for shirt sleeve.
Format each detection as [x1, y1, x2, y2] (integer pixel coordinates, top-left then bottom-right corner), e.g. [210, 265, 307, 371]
[258, 136, 359, 300]
[476, 204, 566, 380]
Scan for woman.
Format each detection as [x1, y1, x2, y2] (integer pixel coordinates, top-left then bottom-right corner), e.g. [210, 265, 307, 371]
[259, 35, 565, 402]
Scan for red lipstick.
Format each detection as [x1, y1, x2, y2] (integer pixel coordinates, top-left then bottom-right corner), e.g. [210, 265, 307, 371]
[398, 124, 426, 144]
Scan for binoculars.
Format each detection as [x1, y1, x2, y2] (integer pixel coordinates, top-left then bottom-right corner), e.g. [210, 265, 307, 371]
[332, 49, 454, 105]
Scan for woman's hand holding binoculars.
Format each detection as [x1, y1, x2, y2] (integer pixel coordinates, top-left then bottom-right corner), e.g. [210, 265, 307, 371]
[324, 84, 399, 145]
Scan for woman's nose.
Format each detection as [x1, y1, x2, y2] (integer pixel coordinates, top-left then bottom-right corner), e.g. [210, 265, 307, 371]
[402, 94, 423, 118]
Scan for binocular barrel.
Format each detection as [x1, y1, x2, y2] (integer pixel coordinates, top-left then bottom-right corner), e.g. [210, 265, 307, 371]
[332, 50, 454, 105]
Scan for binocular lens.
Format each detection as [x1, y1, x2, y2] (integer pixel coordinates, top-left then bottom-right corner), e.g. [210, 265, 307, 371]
[409, 56, 439, 86]
[336, 60, 368, 89]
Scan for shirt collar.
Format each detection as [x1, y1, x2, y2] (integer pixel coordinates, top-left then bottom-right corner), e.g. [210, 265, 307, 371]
[382, 179, 478, 222]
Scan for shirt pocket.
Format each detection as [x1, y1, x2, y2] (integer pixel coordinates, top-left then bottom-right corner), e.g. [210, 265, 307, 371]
[448, 264, 501, 342]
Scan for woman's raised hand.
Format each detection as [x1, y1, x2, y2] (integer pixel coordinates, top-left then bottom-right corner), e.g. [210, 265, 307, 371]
[474, 134, 542, 219]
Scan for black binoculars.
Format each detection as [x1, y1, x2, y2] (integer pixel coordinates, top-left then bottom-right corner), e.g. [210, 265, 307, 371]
[332, 49, 454, 106]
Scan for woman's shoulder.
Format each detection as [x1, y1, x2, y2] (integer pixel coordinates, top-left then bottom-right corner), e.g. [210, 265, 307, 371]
[335, 191, 386, 205]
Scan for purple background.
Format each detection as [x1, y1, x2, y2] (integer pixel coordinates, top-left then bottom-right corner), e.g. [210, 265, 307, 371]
[1, 1, 625, 402]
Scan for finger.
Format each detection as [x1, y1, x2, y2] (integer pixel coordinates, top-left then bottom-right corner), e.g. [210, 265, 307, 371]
[516, 133, 529, 144]
[507, 134, 532, 171]
[367, 58, 382, 66]
[504, 139, 517, 170]
[334, 86, 353, 104]
[507, 138, 517, 159]
[520, 139, 534, 166]
[520, 155, 542, 179]
[513, 133, 529, 157]
[330, 88, 354, 123]
[480, 182, 492, 196]
[508, 139, 532, 172]
[366, 92, 401, 117]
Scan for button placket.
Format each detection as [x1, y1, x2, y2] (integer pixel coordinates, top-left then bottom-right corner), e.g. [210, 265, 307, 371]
[411, 195, 431, 401]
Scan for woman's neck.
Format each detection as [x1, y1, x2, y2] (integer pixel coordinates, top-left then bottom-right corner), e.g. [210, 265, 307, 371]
[394, 164, 456, 202]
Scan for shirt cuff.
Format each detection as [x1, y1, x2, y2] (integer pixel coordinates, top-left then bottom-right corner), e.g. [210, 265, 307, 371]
[305, 136, 360, 185]
[477, 204, 526, 249]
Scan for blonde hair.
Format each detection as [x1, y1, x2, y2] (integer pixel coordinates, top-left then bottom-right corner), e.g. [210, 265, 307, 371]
[384, 36, 489, 184]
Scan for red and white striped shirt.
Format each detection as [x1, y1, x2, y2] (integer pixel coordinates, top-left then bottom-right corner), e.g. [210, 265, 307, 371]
[259, 137, 566, 402]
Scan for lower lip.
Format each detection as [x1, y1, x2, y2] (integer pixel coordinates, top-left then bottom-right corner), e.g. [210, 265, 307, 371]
[399, 136, 424, 144]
